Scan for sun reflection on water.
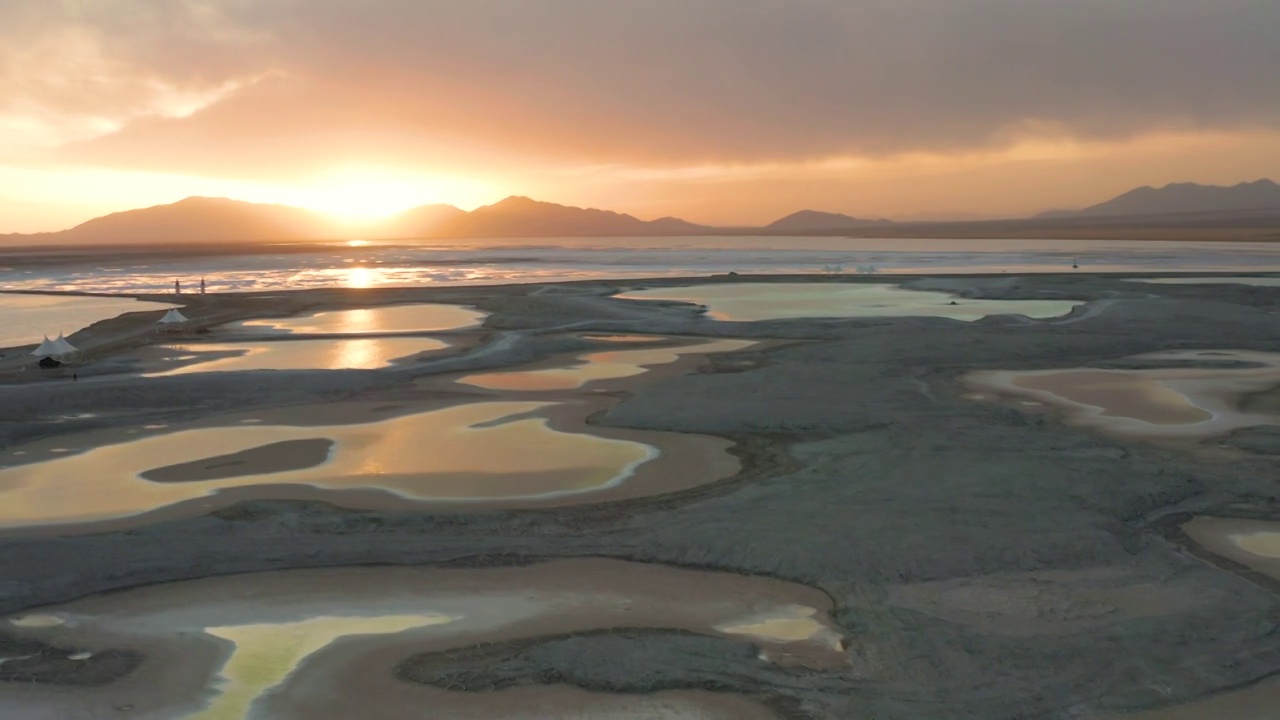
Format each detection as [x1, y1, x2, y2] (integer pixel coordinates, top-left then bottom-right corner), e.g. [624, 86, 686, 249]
[345, 267, 376, 288]
[333, 338, 378, 368]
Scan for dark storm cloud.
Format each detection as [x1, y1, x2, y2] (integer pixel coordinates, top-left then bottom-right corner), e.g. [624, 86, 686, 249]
[26, 0, 1280, 170]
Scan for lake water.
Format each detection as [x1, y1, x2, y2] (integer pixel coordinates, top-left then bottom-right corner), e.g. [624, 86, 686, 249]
[0, 293, 176, 349]
[2, 236, 1280, 293]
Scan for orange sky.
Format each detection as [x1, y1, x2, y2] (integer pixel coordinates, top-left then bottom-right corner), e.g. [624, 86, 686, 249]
[2, 1, 1278, 233]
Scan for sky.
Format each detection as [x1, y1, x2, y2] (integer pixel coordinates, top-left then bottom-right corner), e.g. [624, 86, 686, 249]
[2, 0, 1279, 232]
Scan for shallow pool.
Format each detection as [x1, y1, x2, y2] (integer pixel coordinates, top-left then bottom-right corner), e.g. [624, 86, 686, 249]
[0, 559, 840, 719]
[223, 303, 486, 336]
[0, 401, 660, 528]
[144, 337, 450, 375]
[617, 282, 1082, 322]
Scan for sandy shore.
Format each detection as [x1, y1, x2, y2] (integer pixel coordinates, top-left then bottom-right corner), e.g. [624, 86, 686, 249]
[1, 272, 1280, 718]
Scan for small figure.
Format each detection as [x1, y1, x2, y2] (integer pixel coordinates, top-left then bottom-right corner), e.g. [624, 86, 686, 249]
[72, 373, 78, 381]
[200, 277, 206, 294]
[175, 279, 182, 295]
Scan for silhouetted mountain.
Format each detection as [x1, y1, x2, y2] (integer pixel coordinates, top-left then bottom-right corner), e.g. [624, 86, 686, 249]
[1041, 179, 1280, 218]
[427, 196, 709, 238]
[0, 196, 713, 245]
[55, 197, 331, 243]
[766, 210, 888, 231]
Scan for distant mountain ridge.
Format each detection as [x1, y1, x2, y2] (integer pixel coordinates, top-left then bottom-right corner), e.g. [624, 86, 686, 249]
[0, 196, 717, 245]
[1041, 179, 1280, 218]
[4, 179, 1280, 246]
[0, 197, 333, 245]
[766, 210, 889, 231]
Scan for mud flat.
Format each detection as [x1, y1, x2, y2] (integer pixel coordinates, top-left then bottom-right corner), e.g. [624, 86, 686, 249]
[617, 281, 1083, 321]
[1092, 675, 1280, 720]
[963, 349, 1280, 440]
[4, 273, 1280, 718]
[0, 559, 839, 719]
[221, 303, 487, 335]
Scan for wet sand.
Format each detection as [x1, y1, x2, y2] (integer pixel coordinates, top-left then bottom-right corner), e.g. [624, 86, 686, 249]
[1182, 517, 1280, 582]
[459, 338, 757, 391]
[0, 398, 737, 531]
[617, 282, 1082, 321]
[883, 567, 1214, 637]
[143, 337, 451, 375]
[222, 303, 487, 335]
[1129, 276, 1280, 287]
[964, 350, 1280, 439]
[0, 559, 838, 719]
[1092, 675, 1280, 719]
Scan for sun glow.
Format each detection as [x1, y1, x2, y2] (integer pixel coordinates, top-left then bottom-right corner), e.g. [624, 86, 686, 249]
[289, 167, 503, 222]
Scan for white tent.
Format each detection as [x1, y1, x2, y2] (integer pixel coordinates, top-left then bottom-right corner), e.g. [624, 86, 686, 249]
[157, 308, 190, 332]
[51, 334, 80, 359]
[156, 307, 188, 324]
[30, 335, 59, 358]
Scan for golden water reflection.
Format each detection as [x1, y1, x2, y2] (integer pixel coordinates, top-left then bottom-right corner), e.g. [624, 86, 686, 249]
[618, 282, 1082, 322]
[144, 338, 448, 375]
[0, 402, 657, 528]
[227, 303, 486, 335]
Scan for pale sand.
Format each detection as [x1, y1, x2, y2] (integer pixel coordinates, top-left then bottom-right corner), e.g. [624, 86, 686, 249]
[617, 282, 1082, 322]
[1129, 276, 1280, 287]
[1182, 517, 1280, 582]
[1091, 675, 1280, 720]
[142, 337, 450, 375]
[0, 398, 737, 532]
[459, 338, 757, 391]
[0, 559, 838, 719]
[963, 349, 1280, 439]
[222, 303, 487, 335]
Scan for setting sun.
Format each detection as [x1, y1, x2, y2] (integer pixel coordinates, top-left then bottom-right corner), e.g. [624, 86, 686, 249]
[288, 168, 503, 222]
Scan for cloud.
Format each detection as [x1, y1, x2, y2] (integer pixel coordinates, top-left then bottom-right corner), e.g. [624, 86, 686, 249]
[9, 0, 1279, 173]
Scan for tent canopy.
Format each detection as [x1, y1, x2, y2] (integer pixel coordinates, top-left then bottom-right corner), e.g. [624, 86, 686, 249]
[51, 333, 78, 355]
[31, 334, 78, 361]
[157, 309, 189, 325]
[30, 335, 58, 357]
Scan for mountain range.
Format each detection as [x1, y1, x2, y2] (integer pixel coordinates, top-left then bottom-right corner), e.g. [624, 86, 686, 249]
[1, 179, 1277, 246]
[1039, 179, 1280, 218]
